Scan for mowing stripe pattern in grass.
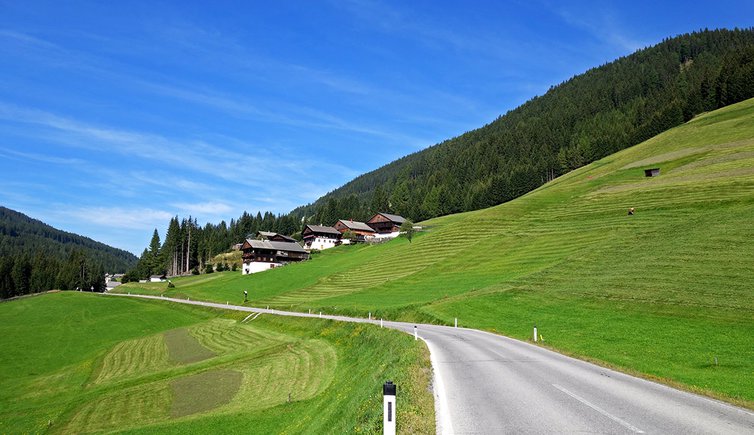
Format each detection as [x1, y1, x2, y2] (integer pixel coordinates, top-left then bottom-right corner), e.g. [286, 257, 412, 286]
[65, 383, 171, 434]
[61, 318, 339, 433]
[226, 339, 337, 413]
[94, 334, 169, 384]
[189, 318, 293, 354]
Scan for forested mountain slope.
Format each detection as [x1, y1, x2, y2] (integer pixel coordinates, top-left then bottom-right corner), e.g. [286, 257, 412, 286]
[0, 206, 138, 297]
[293, 28, 754, 224]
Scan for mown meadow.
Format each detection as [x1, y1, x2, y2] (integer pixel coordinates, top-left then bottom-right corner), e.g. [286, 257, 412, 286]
[120, 98, 754, 408]
[0, 292, 434, 433]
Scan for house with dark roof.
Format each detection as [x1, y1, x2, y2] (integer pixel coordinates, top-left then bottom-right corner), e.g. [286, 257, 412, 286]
[367, 212, 406, 235]
[257, 231, 297, 243]
[241, 238, 309, 274]
[302, 224, 342, 251]
[334, 219, 376, 243]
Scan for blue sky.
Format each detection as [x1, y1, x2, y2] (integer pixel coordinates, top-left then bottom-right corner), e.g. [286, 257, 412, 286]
[1, 0, 752, 255]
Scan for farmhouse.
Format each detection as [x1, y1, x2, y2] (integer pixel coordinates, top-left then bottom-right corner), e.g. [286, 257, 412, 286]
[334, 219, 376, 242]
[302, 224, 341, 251]
[241, 238, 309, 274]
[367, 212, 406, 235]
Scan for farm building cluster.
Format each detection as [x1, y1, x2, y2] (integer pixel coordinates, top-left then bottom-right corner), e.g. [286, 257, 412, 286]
[241, 212, 406, 275]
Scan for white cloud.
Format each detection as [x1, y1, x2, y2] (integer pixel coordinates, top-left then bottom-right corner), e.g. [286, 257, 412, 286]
[0, 147, 84, 166]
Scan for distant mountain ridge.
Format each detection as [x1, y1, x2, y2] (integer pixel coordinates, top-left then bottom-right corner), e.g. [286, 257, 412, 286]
[290, 28, 754, 225]
[0, 206, 137, 272]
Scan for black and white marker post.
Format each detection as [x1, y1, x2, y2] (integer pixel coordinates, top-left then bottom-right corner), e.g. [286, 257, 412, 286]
[383, 381, 396, 435]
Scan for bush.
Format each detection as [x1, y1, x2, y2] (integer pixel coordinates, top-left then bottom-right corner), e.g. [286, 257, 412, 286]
[216, 263, 225, 272]
[167, 281, 175, 288]
[191, 267, 200, 275]
[204, 263, 214, 274]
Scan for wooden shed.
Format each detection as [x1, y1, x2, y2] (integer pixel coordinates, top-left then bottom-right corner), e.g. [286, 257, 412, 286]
[644, 168, 660, 177]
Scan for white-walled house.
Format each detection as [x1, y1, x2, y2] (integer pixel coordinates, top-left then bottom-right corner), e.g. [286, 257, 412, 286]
[302, 225, 342, 251]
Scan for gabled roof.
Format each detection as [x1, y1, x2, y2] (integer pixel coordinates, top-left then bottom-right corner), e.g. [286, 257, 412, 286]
[336, 219, 376, 232]
[256, 231, 297, 243]
[373, 212, 406, 224]
[244, 239, 307, 254]
[303, 224, 341, 236]
[271, 234, 297, 243]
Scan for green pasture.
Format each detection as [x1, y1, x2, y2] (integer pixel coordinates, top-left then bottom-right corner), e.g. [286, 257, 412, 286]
[120, 98, 754, 407]
[0, 292, 434, 434]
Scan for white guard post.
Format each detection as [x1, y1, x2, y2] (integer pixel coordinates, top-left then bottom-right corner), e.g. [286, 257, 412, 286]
[383, 381, 396, 435]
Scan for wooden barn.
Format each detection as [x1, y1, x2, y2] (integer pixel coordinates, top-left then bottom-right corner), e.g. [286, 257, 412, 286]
[367, 212, 406, 234]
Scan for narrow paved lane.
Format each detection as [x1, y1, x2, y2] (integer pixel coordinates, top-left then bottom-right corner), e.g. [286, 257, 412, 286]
[109, 294, 754, 434]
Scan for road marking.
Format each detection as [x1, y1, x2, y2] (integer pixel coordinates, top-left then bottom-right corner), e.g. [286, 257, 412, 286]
[424, 339, 455, 435]
[553, 384, 645, 434]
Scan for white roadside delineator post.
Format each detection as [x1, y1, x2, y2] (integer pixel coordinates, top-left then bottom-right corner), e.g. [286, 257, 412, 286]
[414, 325, 418, 340]
[369, 312, 372, 320]
[455, 317, 457, 328]
[383, 381, 396, 435]
[534, 325, 538, 342]
[380, 318, 383, 328]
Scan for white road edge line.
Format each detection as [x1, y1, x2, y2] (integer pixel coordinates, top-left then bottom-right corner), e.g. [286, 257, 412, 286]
[553, 384, 645, 434]
[422, 338, 455, 435]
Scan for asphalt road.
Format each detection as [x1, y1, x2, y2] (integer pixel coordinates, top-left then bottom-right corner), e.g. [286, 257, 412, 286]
[110, 294, 754, 434]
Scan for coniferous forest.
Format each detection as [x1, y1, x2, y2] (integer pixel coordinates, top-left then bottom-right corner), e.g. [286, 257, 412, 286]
[128, 28, 754, 278]
[0, 207, 137, 298]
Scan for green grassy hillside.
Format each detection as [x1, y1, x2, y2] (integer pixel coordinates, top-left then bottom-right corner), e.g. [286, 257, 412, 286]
[120, 97, 754, 407]
[0, 292, 433, 433]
